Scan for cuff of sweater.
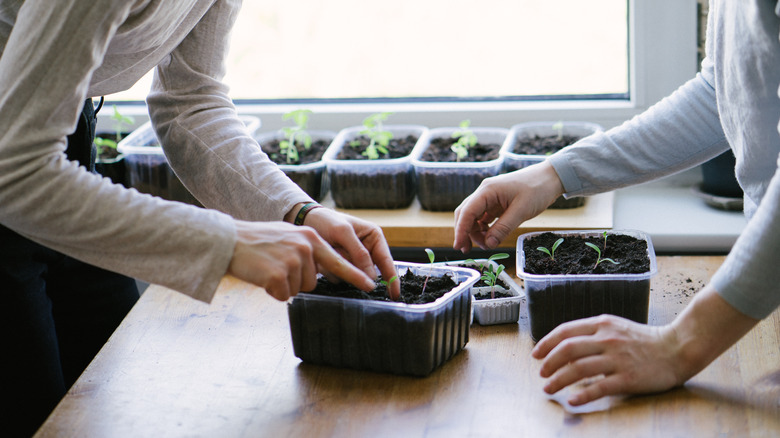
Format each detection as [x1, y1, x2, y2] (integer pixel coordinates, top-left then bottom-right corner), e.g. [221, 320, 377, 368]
[548, 153, 584, 196]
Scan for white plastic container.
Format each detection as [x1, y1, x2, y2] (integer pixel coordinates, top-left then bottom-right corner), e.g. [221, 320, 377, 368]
[438, 259, 524, 325]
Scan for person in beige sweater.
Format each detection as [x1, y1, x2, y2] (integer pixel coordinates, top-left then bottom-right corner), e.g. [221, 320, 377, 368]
[0, 1, 399, 435]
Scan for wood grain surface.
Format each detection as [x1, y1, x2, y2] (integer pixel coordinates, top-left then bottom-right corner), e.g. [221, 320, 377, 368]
[36, 256, 780, 438]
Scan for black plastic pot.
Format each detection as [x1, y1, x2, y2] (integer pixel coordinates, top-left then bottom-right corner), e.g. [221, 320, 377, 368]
[517, 230, 657, 342]
[287, 262, 479, 376]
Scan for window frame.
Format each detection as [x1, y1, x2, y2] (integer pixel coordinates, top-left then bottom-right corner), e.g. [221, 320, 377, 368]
[100, 0, 698, 133]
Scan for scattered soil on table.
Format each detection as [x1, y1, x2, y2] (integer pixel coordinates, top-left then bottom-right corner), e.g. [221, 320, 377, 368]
[336, 135, 418, 160]
[524, 232, 650, 275]
[419, 137, 501, 163]
[262, 138, 330, 165]
[308, 269, 458, 304]
[512, 134, 582, 156]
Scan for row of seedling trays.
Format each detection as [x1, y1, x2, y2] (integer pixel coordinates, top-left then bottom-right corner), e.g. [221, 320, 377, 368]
[115, 114, 602, 211]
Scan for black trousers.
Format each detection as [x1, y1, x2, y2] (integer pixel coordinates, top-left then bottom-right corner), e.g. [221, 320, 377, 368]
[0, 99, 139, 437]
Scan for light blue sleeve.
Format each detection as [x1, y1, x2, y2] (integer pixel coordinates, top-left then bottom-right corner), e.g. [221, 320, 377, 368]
[547, 58, 730, 197]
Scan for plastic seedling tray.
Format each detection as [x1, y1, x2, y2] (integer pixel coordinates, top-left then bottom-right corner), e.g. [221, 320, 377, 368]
[323, 125, 427, 209]
[438, 259, 524, 325]
[516, 229, 657, 342]
[287, 261, 479, 376]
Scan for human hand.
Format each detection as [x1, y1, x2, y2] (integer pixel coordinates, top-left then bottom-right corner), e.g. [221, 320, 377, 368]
[228, 220, 376, 301]
[453, 161, 565, 253]
[302, 208, 400, 300]
[531, 314, 685, 406]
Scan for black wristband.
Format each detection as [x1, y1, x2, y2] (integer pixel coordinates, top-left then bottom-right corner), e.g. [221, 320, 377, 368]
[293, 202, 322, 226]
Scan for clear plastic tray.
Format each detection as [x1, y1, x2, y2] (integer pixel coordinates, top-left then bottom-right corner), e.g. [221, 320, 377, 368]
[501, 121, 603, 171]
[411, 127, 510, 211]
[437, 259, 524, 325]
[287, 261, 479, 376]
[254, 129, 336, 202]
[516, 229, 657, 342]
[322, 125, 427, 209]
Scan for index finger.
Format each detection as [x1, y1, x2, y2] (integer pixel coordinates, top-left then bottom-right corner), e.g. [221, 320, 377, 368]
[313, 237, 376, 292]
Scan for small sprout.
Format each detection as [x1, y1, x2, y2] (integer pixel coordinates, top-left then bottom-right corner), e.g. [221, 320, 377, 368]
[537, 238, 564, 261]
[450, 119, 478, 162]
[422, 248, 435, 294]
[481, 260, 506, 299]
[95, 105, 134, 156]
[279, 109, 313, 164]
[351, 112, 393, 160]
[379, 275, 398, 287]
[585, 242, 620, 269]
[552, 120, 564, 141]
[602, 230, 609, 251]
[464, 253, 509, 299]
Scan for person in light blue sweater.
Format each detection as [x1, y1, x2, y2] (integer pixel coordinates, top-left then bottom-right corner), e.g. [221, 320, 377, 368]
[454, 0, 780, 406]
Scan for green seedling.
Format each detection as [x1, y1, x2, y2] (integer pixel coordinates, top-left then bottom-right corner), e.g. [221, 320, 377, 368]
[379, 275, 398, 287]
[279, 109, 313, 164]
[464, 252, 510, 273]
[94, 105, 135, 156]
[552, 120, 564, 141]
[422, 248, 436, 294]
[450, 119, 478, 162]
[351, 112, 393, 160]
[585, 242, 620, 269]
[537, 238, 564, 261]
[463, 253, 509, 299]
[481, 263, 506, 300]
[602, 230, 609, 251]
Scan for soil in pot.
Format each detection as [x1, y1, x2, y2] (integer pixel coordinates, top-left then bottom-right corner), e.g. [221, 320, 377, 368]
[524, 232, 650, 275]
[337, 134, 418, 160]
[512, 133, 582, 156]
[264, 138, 330, 165]
[308, 268, 457, 304]
[522, 232, 652, 341]
[420, 137, 501, 163]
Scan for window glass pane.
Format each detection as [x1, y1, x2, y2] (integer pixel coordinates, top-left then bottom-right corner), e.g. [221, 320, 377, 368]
[110, 0, 627, 102]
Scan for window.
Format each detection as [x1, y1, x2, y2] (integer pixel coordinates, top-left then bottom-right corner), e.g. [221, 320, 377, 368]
[103, 0, 698, 132]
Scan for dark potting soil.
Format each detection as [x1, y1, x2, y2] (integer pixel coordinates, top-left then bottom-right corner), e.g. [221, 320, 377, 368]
[420, 137, 501, 163]
[513, 134, 582, 156]
[524, 232, 650, 275]
[262, 138, 330, 165]
[336, 135, 418, 160]
[308, 268, 458, 304]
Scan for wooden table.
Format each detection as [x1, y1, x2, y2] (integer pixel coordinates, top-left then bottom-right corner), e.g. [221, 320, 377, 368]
[37, 256, 780, 437]
[324, 192, 614, 248]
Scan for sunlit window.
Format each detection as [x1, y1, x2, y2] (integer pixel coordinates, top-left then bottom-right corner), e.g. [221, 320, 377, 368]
[111, 0, 628, 103]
